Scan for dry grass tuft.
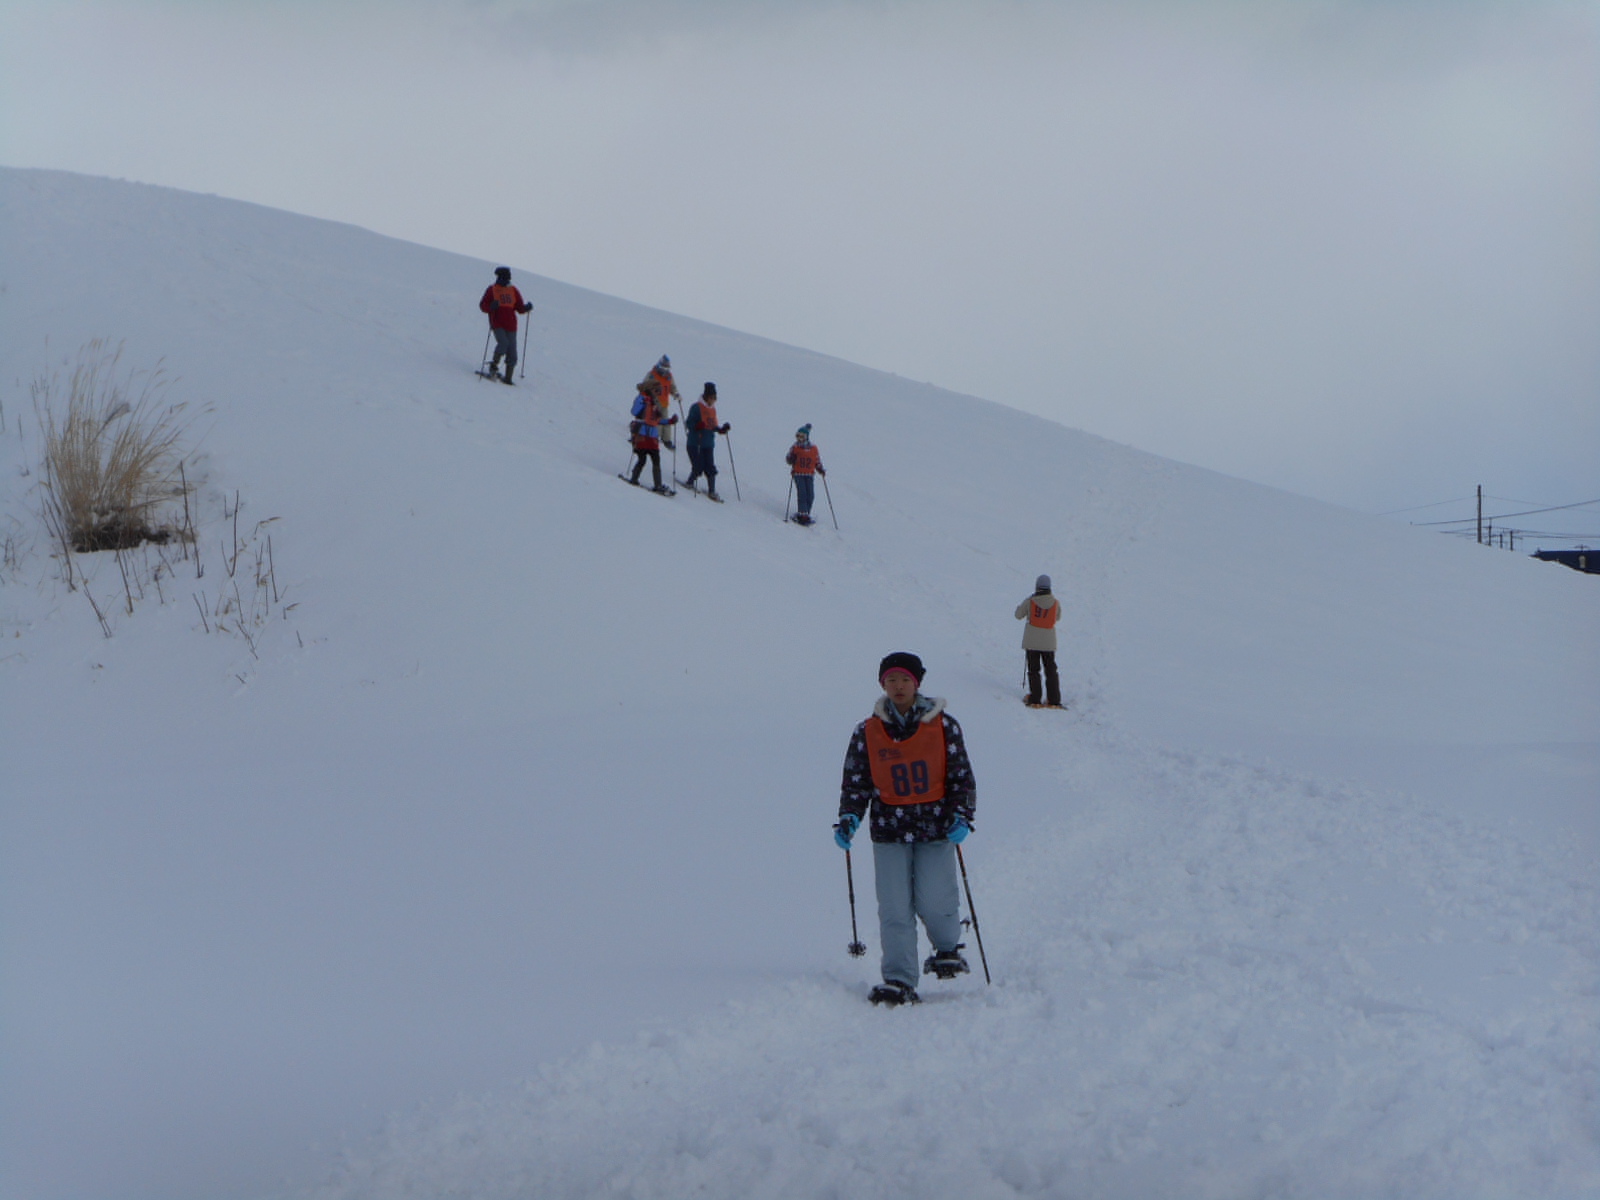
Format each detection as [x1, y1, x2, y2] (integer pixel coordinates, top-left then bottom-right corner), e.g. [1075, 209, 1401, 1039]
[34, 341, 194, 561]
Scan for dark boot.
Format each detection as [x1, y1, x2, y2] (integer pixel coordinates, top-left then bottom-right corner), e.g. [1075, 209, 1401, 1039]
[923, 946, 970, 980]
[868, 981, 919, 1007]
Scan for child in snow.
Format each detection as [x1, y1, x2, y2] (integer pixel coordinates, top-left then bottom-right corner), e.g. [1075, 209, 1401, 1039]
[785, 424, 825, 525]
[1015, 574, 1063, 708]
[682, 382, 731, 498]
[626, 382, 677, 492]
[834, 652, 977, 1006]
[478, 266, 532, 383]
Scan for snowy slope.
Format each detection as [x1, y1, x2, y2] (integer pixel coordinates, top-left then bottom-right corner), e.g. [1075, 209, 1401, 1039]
[1, 167, 1595, 1200]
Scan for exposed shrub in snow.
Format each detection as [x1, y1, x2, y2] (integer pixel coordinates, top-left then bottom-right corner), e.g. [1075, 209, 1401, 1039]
[19, 340, 293, 655]
[33, 340, 193, 561]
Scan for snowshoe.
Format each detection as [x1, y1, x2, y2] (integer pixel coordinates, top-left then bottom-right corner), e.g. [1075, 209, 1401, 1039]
[618, 474, 673, 496]
[1023, 698, 1042, 708]
[792, 513, 813, 526]
[923, 946, 970, 981]
[706, 490, 723, 503]
[868, 981, 920, 1007]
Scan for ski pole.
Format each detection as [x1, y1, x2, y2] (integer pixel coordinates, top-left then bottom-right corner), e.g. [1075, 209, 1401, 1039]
[785, 476, 794, 522]
[479, 329, 492, 375]
[723, 431, 741, 501]
[623, 420, 643, 477]
[821, 473, 839, 530]
[956, 845, 991, 984]
[845, 849, 867, 958]
[519, 310, 531, 379]
[672, 394, 686, 477]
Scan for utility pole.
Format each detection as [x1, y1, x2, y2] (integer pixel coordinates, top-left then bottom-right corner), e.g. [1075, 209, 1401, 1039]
[1477, 485, 1483, 545]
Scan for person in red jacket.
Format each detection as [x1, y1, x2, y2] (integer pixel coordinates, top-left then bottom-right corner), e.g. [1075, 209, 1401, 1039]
[478, 266, 532, 383]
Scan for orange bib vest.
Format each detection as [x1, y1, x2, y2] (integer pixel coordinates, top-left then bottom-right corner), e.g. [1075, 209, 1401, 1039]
[490, 285, 519, 309]
[864, 715, 946, 805]
[697, 403, 719, 430]
[1028, 597, 1059, 629]
[790, 445, 821, 475]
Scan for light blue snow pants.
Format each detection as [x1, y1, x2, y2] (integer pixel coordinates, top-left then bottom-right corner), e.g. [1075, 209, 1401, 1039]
[872, 841, 962, 989]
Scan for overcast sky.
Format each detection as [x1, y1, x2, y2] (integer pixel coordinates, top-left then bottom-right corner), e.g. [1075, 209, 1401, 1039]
[3, 0, 1596, 536]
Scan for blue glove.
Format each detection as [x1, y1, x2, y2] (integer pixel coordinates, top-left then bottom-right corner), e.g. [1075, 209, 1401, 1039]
[834, 814, 860, 850]
[947, 818, 971, 845]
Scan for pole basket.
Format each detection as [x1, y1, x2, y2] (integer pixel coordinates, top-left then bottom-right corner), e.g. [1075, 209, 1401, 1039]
[845, 847, 867, 958]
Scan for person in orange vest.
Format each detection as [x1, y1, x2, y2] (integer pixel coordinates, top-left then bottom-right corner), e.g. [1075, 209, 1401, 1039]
[624, 381, 678, 493]
[784, 424, 825, 525]
[641, 355, 681, 449]
[682, 382, 731, 499]
[1015, 574, 1062, 708]
[833, 652, 977, 1007]
[478, 267, 532, 383]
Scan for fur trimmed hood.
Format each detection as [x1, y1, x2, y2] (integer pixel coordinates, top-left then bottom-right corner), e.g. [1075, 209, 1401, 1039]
[872, 694, 947, 726]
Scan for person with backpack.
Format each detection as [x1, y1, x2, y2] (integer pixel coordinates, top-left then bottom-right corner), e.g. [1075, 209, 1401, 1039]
[1015, 574, 1063, 708]
[833, 652, 978, 1007]
[785, 424, 825, 525]
[681, 383, 731, 499]
[478, 267, 532, 383]
[624, 381, 677, 493]
[641, 355, 681, 449]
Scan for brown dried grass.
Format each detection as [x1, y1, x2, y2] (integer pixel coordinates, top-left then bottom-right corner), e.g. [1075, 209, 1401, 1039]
[35, 341, 193, 558]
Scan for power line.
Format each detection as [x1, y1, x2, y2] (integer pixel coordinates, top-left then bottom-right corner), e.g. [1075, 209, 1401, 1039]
[1411, 497, 1600, 527]
[1479, 497, 1600, 520]
[1375, 496, 1477, 517]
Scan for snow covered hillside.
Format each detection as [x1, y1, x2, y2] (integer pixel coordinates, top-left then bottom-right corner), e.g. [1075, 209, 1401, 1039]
[1, 167, 1596, 1200]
